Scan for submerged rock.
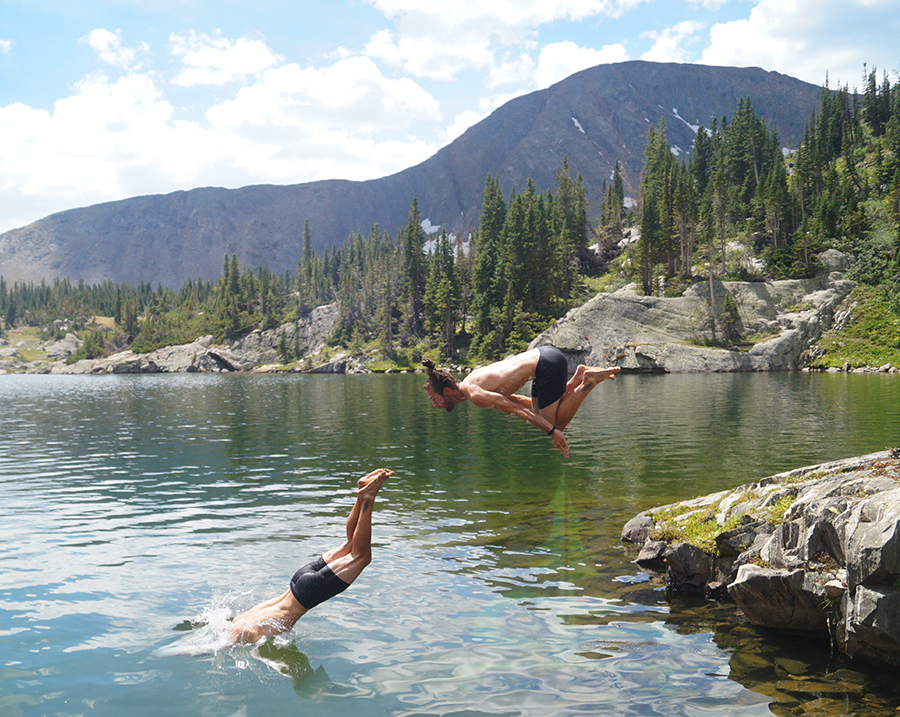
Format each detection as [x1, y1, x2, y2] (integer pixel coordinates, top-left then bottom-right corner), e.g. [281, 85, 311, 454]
[622, 449, 900, 668]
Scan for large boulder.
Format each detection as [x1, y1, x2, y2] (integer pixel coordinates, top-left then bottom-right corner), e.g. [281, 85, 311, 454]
[729, 565, 830, 632]
[222, 302, 339, 368]
[622, 449, 900, 667]
[532, 258, 853, 372]
[43, 332, 83, 359]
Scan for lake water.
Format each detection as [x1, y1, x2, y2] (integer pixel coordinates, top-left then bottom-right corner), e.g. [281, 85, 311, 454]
[2, 371, 900, 717]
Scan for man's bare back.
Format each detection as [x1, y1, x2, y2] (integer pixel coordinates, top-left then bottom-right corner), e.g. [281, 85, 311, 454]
[459, 349, 541, 398]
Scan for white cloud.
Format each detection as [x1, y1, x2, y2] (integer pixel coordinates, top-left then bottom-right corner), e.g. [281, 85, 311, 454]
[641, 21, 704, 64]
[699, 0, 899, 87]
[445, 109, 484, 142]
[370, 0, 645, 25]
[0, 72, 182, 234]
[535, 41, 629, 89]
[0, 39, 12, 53]
[79, 29, 146, 69]
[363, 0, 647, 81]
[206, 56, 441, 134]
[486, 53, 536, 89]
[0, 42, 445, 232]
[170, 30, 281, 87]
[364, 20, 495, 80]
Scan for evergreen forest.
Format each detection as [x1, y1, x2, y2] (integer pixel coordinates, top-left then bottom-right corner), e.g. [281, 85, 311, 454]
[2, 69, 899, 369]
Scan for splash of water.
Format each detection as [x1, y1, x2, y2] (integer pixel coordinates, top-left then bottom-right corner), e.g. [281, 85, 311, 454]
[152, 594, 243, 657]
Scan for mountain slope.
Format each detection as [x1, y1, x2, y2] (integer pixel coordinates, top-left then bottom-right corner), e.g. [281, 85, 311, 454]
[0, 61, 826, 288]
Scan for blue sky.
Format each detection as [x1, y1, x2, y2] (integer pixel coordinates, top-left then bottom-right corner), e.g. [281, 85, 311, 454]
[1, 0, 898, 234]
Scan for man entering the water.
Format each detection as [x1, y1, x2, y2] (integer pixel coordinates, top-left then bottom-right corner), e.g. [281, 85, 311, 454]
[229, 468, 393, 642]
[423, 346, 619, 458]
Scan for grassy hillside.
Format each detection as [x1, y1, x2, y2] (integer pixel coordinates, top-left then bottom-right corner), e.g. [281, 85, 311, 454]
[811, 285, 900, 369]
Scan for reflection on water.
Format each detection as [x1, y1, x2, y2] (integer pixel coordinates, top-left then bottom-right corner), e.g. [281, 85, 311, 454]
[1, 372, 900, 716]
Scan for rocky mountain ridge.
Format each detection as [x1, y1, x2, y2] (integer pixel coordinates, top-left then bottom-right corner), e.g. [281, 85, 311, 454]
[0, 61, 825, 288]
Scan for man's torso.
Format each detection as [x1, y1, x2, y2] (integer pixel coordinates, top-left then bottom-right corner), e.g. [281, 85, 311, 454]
[460, 349, 540, 397]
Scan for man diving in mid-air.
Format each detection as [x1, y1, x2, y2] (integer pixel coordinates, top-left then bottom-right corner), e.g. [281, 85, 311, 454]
[423, 346, 619, 457]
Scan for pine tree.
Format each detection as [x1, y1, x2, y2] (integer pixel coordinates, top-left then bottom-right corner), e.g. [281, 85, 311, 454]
[554, 158, 588, 301]
[299, 219, 314, 309]
[692, 127, 713, 195]
[399, 196, 427, 340]
[636, 120, 675, 293]
[424, 229, 461, 356]
[470, 175, 507, 356]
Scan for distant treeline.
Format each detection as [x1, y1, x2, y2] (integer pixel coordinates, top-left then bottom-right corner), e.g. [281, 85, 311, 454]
[0, 156, 594, 362]
[2, 68, 898, 362]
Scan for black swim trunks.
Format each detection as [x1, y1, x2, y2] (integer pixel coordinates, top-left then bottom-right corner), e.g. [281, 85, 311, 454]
[531, 346, 568, 409]
[289, 556, 351, 610]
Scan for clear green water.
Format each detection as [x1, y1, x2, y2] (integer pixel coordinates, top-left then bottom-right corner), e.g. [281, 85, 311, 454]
[1, 372, 899, 716]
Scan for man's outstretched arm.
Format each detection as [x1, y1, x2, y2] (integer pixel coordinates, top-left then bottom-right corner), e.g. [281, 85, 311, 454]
[465, 385, 569, 457]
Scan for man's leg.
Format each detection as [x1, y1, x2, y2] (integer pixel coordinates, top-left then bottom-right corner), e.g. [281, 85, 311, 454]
[322, 468, 391, 562]
[229, 469, 392, 642]
[544, 366, 620, 429]
[322, 468, 391, 585]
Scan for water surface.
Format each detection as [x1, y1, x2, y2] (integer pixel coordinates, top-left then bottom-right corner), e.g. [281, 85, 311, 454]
[2, 372, 899, 716]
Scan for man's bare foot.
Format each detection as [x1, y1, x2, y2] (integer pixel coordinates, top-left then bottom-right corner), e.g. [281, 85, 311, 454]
[358, 468, 393, 490]
[358, 468, 393, 496]
[577, 366, 620, 391]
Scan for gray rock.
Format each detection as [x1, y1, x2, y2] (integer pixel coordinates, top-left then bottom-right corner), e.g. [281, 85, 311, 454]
[729, 566, 829, 632]
[623, 449, 900, 667]
[50, 303, 339, 374]
[621, 514, 654, 544]
[819, 249, 853, 272]
[844, 487, 900, 591]
[308, 353, 348, 374]
[841, 585, 900, 664]
[531, 267, 853, 372]
[715, 521, 773, 557]
[663, 542, 712, 594]
[224, 302, 338, 368]
[44, 332, 83, 359]
[635, 540, 668, 572]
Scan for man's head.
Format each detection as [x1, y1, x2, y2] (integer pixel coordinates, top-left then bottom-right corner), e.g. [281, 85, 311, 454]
[422, 359, 461, 412]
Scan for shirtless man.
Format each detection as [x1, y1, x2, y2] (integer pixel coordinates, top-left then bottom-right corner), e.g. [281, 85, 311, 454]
[423, 347, 619, 457]
[229, 468, 393, 643]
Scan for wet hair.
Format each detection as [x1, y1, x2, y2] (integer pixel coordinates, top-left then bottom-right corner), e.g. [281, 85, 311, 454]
[422, 358, 459, 394]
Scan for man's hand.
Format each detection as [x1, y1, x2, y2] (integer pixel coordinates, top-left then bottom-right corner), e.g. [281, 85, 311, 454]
[550, 429, 569, 458]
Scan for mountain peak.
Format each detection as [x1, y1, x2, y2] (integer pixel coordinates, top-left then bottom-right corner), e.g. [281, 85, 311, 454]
[0, 61, 824, 288]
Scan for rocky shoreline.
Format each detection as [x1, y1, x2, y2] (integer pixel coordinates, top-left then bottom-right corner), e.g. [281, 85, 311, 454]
[622, 449, 900, 668]
[0, 303, 346, 375]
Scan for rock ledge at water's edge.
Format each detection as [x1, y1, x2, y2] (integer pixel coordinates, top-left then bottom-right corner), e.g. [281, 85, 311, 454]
[621, 449, 900, 667]
[0, 303, 342, 375]
[531, 250, 890, 373]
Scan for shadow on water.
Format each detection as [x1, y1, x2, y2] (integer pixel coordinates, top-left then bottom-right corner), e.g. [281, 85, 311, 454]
[251, 641, 357, 699]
